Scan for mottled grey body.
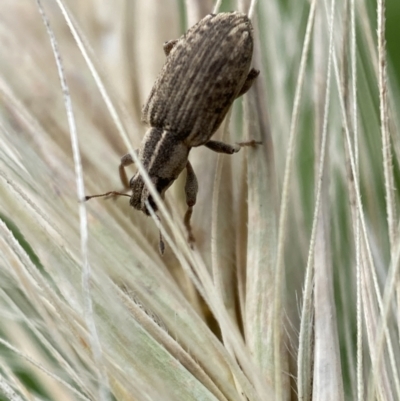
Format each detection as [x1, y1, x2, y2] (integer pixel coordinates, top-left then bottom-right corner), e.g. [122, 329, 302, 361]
[86, 12, 260, 253]
[142, 12, 255, 146]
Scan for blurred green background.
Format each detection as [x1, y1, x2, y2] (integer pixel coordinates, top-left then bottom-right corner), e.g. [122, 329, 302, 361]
[387, 0, 400, 84]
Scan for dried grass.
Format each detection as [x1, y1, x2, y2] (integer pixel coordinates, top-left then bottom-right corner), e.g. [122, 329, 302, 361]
[0, 0, 399, 400]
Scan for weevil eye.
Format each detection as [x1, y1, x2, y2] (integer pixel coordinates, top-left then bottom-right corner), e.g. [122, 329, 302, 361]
[142, 177, 174, 215]
[145, 194, 158, 215]
[156, 178, 173, 194]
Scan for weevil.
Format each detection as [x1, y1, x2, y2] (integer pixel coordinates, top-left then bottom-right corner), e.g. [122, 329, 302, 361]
[86, 12, 260, 253]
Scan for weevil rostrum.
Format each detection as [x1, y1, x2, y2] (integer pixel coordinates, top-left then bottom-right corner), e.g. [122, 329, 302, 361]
[86, 12, 260, 253]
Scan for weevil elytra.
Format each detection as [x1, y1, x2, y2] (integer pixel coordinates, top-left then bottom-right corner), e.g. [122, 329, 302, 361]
[86, 12, 260, 253]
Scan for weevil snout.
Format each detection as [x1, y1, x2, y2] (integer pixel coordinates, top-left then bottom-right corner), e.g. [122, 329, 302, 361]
[128, 172, 167, 254]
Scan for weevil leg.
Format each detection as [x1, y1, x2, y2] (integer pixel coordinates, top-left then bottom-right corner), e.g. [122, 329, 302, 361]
[163, 39, 179, 56]
[236, 140, 262, 147]
[183, 160, 198, 244]
[205, 140, 261, 155]
[90, 151, 139, 201]
[204, 140, 240, 154]
[155, 214, 165, 255]
[236, 68, 260, 98]
[119, 151, 138, 189]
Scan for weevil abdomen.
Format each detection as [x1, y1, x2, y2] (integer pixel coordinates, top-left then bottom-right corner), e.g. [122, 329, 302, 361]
[141, 12, 255, 146]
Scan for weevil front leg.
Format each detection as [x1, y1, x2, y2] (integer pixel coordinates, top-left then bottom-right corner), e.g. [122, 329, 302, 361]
[183, 160, 198, 244]
[236, 68, 260, 98]
[84, 152, 138, 202]
[119, 151, 138, 189]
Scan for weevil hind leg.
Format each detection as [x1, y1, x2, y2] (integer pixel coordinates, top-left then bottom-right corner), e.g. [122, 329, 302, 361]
[183, 161, 198, 245]
[205, 140, 261, 155]
[236, 140, 262, 147]
[204, 140, 240, 154]
[236, 68, 260, 98]
[163, 39, 179, 56]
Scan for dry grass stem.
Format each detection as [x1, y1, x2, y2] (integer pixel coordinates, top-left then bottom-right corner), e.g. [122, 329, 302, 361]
[1, 0, 400, 400]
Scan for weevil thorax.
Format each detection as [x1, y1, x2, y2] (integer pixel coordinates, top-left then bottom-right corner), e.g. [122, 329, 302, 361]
[129, 127, 190, 215]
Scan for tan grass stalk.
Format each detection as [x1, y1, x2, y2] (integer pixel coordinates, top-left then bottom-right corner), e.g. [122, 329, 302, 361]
[367, 227, 400, 399]
[300, 0, 344, 397]
[348, 0, 364, 397]
[186, 0, 213, 26]
[213, 0, 224, 14]
[331, 20, 399, 401]
[35, 2, 110, 400]
[275, 0, 318, 398]
[0, 337, 91, 401]
[210, 111, 237, 332]
[242, 13, 278, 394]
[2, 1, 400, 400]
[248, 0, 259, 19]
[377, 0, 396, 254]
[0, 374, 25, 401]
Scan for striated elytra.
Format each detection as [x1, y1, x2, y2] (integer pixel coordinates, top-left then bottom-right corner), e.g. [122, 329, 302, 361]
[142, 12, 257, 145]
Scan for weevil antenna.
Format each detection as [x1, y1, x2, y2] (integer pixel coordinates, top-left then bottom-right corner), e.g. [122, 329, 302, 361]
[83, 191, 130, 201]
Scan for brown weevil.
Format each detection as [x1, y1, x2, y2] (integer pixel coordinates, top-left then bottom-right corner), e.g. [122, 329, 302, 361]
[86, 12, 260, 253]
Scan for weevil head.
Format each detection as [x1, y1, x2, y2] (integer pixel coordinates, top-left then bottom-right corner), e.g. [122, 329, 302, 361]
[129, 128, 190, 215]
[129, 173, 174, 215]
